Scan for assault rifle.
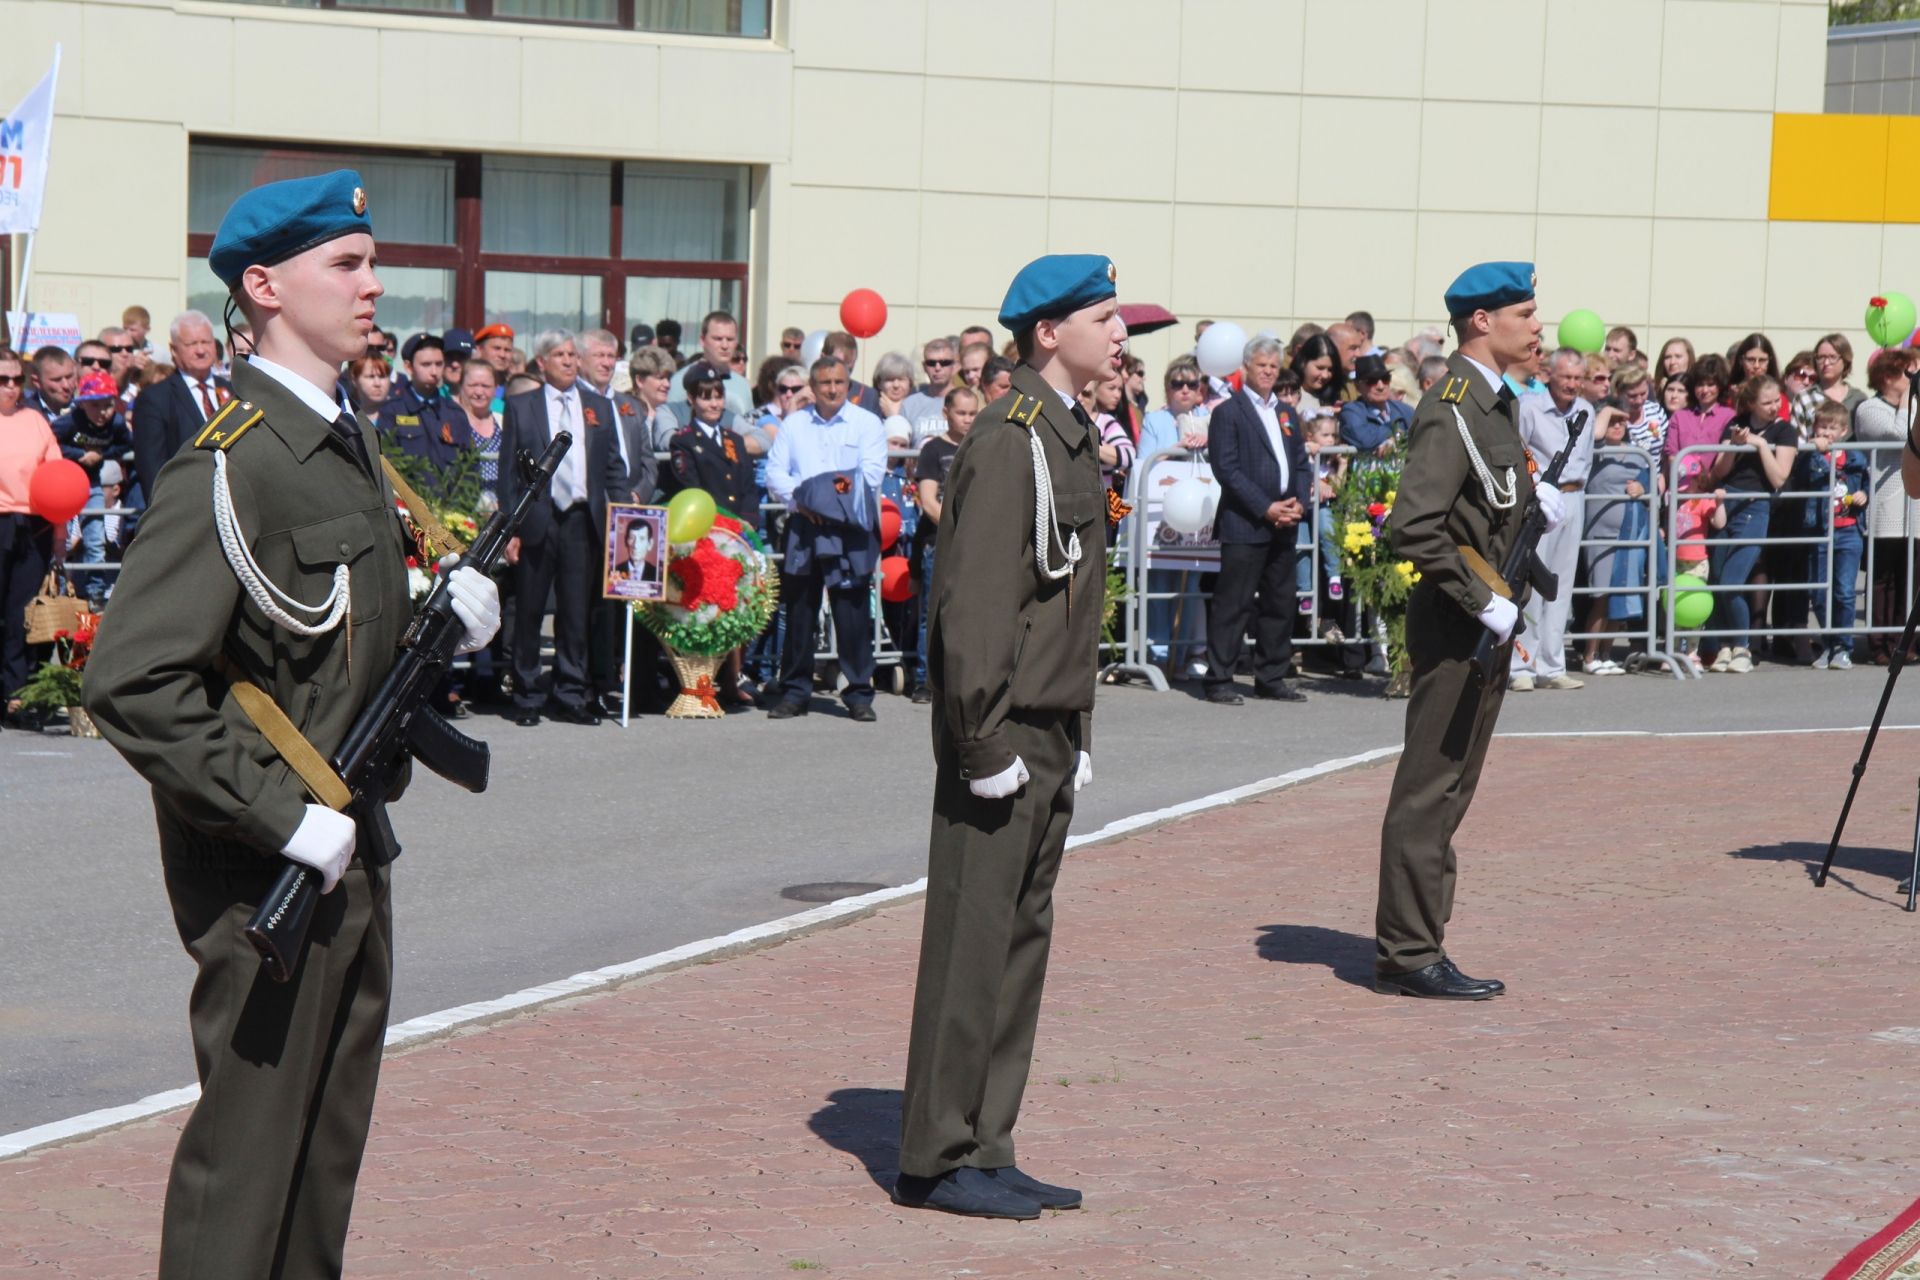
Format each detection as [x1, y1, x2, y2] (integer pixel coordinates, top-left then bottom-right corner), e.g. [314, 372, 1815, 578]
[1466, 410, 1586, 689]
[244, 433, 573, 982]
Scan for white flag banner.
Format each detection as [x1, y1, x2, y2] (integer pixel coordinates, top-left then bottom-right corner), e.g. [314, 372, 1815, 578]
[0, 47, 60, 236]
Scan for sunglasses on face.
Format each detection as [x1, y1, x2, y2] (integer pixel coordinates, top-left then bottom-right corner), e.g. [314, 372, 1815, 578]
[78, 357, 111, 370]
[1168, 378, 1202, 391]
[925, 358, 955, 368]
[106, 344, 134, 354]
[0, 374, 22, 387]
[776, 384, 805, 395]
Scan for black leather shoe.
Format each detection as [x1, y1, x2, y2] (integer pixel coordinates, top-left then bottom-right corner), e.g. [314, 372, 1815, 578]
[766, 699, 809, 719]
[910, 684, 934, 705]
[1252, 680, 1307, 702]
[1373, 961, 1498, 1000]
[1205, 686, 1244, 706]
[513, 708, 542, 728]
[549, 703, 603, 727]
[848, 702, 878, 723]
[892, 1168, 1041, 1220]
[984, 1165, 1081, 1210]
[1438, 957, 1504, 995]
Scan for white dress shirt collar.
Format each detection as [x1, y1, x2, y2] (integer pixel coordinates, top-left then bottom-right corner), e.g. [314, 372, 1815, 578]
[1459, 353, 1504, 396]
[245, 354, 348, 422]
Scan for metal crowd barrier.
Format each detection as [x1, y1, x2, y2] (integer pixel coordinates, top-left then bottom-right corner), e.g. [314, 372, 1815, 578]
[1560, 445, 1683, 678]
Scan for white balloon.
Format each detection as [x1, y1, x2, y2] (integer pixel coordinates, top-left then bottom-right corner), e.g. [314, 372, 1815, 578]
[1195, 321, 1248, 379]
[1199, 481, 1220, 525]
[1162, 478, 1212, 534]
[800, 329, 829, 366]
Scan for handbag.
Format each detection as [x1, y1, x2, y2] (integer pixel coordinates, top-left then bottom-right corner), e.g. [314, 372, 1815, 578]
[24, 567, 87, 646]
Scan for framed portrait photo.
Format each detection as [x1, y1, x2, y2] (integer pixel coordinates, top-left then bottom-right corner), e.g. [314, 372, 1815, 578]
[605, 503, 668, 601]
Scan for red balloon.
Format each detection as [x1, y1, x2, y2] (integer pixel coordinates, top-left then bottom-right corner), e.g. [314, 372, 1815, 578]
[29, 459, 91, 524]
[840, 288, 888, 340]
[879, 555, 913, 602]
[879, 506, 902, 551]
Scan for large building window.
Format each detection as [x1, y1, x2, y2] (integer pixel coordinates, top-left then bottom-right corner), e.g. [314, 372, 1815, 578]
[210, 0, 769, 36]
[186, 139, 751, 351]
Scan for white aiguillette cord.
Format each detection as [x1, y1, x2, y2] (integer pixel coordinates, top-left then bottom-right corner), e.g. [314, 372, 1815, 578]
[212, 449, 351, 636]
[1451, 405, 1518, 510]
[1028, 427, 1081, 581]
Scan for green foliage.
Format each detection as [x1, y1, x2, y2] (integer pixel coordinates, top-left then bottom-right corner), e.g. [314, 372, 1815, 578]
[1101, 555, 1129, 648]
[1329, 463, 1415, 679]
[378, 433, 485, 515]
[1830, 1, 1920, 25]
[14, 659, 83, 713]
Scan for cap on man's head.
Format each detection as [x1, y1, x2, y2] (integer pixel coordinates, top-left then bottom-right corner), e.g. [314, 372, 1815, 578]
[401, 332, 444, 363]
[99, 460, 125, 486]
[474, 323, 515, 344]
[442, 328, 475, 359]
[1443, 261, 1535, 319]
[1352, 354, 1391, 384]
[208, 169, 372, 287]
[629, 322, 655, 348]
[997, 254, 1118, 333]
[76, 371, 119, 402]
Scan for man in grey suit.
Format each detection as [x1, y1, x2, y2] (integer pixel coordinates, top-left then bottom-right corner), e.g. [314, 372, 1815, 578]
[1204, 333, 1313, 705]
[499, 329, 627, 728]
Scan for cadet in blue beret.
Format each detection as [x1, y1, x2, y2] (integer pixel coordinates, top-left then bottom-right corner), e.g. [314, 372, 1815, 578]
[1371, 261, 1567, 1002]
[894, 255, 1124, 1220]
[86, 169, 503, 1277]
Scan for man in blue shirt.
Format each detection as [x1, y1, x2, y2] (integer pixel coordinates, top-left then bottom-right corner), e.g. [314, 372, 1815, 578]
[1338, 354, 1413, 461]
[763, 356, 888, 721]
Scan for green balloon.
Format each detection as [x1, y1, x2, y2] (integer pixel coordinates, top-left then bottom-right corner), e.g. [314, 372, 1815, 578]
[666, 487, 717, 545]
[1865, 292, 1917, 349]
[1557, 309, 1605, 354]
[1666, 574, 1713, 629]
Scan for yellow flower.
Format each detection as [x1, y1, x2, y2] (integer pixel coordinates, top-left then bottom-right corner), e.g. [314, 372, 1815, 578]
[1394, 560, 1415, 580]
[1345, 521, 1372, 536]
[1385, 490, 1397, 506]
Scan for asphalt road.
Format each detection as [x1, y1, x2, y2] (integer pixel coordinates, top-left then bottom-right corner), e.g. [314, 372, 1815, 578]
[4, 662, 1915, 1135]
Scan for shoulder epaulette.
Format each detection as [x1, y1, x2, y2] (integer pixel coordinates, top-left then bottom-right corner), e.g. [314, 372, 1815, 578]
[393, 414, 420, 426]
[1436, 377, 1468, 405]
[194, 399, 265, 451]
[1007, 394, 1044, 427]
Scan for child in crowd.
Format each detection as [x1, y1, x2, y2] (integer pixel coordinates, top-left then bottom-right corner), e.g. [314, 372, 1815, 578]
[1297, 414, 1346, 620]
[1670, 448, 1727, 674]
[1803, 400, 1870, 669]
[1274, 367, 1303, 414]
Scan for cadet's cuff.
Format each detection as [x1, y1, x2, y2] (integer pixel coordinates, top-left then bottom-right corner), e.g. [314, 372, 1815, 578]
[1076, 711, 1092, 756]
[955, 732, 1015, 781]
[1451, 578, 1492, 618]
[239, 781, 311, 857]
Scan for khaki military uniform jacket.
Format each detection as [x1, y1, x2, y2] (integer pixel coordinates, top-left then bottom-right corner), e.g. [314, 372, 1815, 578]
[926, 363, 1105, 779]
[1389, 351, 1536, 621]
[85, 357, 414, 866]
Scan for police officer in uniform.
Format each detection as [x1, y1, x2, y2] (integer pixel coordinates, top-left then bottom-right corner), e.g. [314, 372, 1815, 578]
[1373, 262, 1565, 1000]
[894, 254, 1123, 1220]
[84, 170, 502, 1277]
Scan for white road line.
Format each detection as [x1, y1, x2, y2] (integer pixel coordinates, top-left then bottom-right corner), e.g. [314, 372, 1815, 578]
[0, 744, 1401, 1162]
[1, 724, 1900, 1160]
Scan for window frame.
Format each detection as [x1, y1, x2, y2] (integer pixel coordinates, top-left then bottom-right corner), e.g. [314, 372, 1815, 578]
[217, 0, 768, 37]
[185, 141, 751, 343]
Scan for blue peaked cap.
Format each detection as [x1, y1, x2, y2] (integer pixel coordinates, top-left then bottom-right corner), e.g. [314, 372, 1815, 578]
[208, 169, 373, 287]
[1443, 261, 1535, 318]
[998, 254, 1118, 332]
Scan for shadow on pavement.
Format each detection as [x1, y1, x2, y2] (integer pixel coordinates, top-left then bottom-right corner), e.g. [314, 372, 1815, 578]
[809, 1087, 902, 1192]
[1726, 838, 1916, 904]
[1253, 923, 1374, 988]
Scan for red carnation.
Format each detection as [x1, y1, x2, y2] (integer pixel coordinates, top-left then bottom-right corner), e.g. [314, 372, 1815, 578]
[669, 538, 743, 612]
[711, 514, 745, 536]
[1367, 502, 1387, 519]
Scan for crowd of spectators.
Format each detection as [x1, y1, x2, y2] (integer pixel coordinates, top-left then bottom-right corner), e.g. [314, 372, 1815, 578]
[3, 298, 1917, 730]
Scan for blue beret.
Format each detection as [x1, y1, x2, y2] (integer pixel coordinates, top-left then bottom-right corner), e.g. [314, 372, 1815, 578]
[998, 254, 1118, 332]
[1443, 261, 1535, 318]
[208, 169, 373, 287]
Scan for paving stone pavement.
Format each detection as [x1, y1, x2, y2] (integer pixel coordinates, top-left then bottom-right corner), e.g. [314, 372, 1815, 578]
[6, 729, 1920, 1278]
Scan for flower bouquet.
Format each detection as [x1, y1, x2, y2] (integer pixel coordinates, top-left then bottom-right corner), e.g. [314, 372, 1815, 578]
[15, 610, 101, 736]
[1331, 463, 1419, 697]
[635, 510, 778, 718]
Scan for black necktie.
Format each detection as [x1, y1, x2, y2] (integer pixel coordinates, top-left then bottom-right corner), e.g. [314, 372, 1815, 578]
[333, 411, 371, 474]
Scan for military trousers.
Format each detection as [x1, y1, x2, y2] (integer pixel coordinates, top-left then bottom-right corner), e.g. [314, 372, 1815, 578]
[158, 855, 392, 1280]
[899, 706, 1077, 1178]
[1375, 585, 1509, 975]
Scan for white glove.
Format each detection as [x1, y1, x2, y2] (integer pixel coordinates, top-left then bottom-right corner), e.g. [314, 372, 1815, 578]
[1535, 482, 1567, 532]
[969, 756, 1030, 800]
[1477, 593, 1519, 643]
[281, 804, 356, 894]
[1073, 752, 1093, 793]
[447, 565, 501, 655]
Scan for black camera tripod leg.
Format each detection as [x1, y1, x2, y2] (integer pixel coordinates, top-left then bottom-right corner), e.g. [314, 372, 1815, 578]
[1817, 582, 1920, 888]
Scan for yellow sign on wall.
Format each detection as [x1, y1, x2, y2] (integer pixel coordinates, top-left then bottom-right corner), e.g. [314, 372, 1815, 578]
[1770, 113, 1920, 223]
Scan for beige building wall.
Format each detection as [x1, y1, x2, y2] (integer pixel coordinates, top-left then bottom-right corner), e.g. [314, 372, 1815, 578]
[3, 0, 1865, 375]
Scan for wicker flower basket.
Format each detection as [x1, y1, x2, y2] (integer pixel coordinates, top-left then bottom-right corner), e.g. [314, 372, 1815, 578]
[666, 649, 726, 719]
